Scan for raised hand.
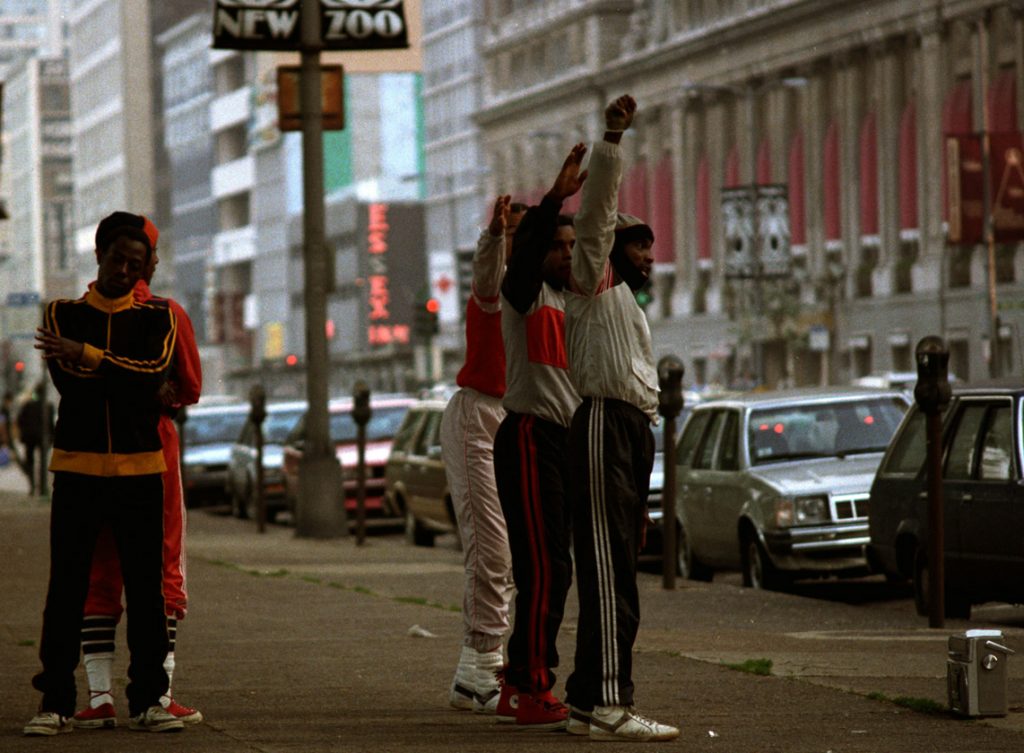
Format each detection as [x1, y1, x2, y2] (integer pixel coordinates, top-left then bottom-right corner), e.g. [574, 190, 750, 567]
[547, 143, 589, 202]
[488, 194, 512, 237]
[605, 94, 637, 131]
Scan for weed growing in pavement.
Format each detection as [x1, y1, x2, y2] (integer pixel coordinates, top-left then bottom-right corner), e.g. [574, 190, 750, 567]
[723, 658, 773, 676]
[18, 639, 35, 647]
[300, 575, 322, 584]
[866, 691, 947, 715]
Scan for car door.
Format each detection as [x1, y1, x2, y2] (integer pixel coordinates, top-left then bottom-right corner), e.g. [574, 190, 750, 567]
[676, 409, 713, 553]
[684, 409, 738, 567]
[945, 397, 1024, 596]
[405, 409, 444, 519]
[702, 409, 746, 567]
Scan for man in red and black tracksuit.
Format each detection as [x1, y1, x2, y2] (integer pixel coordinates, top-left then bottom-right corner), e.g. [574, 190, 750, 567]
[492, 145, 586, 730]
[73, 234, 204, 729]
[25, 212, 184, 736]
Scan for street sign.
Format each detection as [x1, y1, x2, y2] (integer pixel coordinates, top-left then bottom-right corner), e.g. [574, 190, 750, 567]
[277, 64, 344, 131]
[213, 0, 410, 51]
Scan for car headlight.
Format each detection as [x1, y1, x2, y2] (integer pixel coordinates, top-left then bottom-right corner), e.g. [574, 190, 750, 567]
[772, 495, 830, 528]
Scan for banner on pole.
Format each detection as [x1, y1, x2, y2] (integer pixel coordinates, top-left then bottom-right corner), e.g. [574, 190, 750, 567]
[213, 0, 410, 52]
[946, 132, 1024, 244]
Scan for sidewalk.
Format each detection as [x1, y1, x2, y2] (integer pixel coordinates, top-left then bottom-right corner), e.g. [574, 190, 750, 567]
[1, 470, 1023, 752]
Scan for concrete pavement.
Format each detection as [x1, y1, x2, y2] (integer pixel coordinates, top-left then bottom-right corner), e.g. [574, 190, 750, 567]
[2, 462, 1024, 752]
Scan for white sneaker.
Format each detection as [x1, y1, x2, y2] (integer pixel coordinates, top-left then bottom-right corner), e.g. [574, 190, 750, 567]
[24, 712, 73, 736]
[471, 650, 503, 714]
[566, 705, 591, 736]
[590, 705, 679, 742]
[128, 705, 185, 733]
[449, 646, 478, 710]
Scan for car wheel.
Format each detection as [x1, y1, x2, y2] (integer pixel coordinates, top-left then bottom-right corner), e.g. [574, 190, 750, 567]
[912, 547, 972, 620]
[741, 531, 784, 591]
[677, 521, 712, 582]
[405, 509, 435, 548]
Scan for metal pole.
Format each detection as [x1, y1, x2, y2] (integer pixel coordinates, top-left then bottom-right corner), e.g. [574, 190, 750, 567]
[296, 0, 345, 538]
[925, 409, 945, 628]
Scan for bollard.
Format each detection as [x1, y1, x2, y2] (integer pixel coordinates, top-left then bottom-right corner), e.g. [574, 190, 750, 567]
[352, 381, 372, 546]
[914, 336, 952, 628]
[657, 356, 685, 590]
[249, 385, 268, 534]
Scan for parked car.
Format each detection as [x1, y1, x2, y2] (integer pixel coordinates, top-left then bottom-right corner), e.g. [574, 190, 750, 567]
[181, 399, 250, 506]
[383, 397, 455, 547]
[868, 380, 1024, 619]
[671, 387, 910, 588]
[282, 394, 415, 523]
[226, 400, 307, 521]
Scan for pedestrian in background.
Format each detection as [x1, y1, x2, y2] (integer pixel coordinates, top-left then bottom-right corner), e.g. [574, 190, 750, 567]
[24, 211, 184, 736]
[562, 95, 679, 742]
[441, 195, 526, 714]
[72, 224, 204, 730]
[16, 384, 53, 496]
[492, 145, 585, 730]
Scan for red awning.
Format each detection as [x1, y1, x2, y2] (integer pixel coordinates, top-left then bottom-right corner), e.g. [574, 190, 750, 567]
[988, 68, 1018, 132]
[859, 111, 878, 236]
[619, 159, 649, 219]
[697, 155, 711, 261]
[788, 131, 805, 246]
[823, 120, 841, 241]
[899, 102, 918, 231]
[724, 145, 741, 188]
[650, 155, 675, 264]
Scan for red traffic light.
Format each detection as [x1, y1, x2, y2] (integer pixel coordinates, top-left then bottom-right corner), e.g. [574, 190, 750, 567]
[13, 360, 25, 373]
[425, 298, 440, 314]
[285, 354, 298, 367]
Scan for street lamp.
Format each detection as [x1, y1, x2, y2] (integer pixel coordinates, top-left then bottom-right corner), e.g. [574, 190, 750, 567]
[681, 76, 807, 388]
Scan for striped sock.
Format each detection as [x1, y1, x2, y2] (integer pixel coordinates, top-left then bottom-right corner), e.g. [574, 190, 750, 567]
[81, 615, 117, 708]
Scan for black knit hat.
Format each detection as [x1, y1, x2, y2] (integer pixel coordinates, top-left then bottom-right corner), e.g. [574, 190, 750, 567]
[95, 211, 159, 253]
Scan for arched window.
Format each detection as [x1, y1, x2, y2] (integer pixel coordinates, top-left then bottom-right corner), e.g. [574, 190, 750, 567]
[899, 102, 917, 232]
[650, 154, 675, 265]
[724, 145, 741, 188]
[859, 111, 878, 237]
[823, 120, 841, 243]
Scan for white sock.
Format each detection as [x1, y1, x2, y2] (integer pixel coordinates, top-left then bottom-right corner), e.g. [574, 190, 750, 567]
[160, 651, 176, 708]
[452, 645, 478, 691]
[475, 649, 503, 693]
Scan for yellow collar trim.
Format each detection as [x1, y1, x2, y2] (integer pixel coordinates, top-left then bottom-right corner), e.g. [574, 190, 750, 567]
[86, 286, 135, 313]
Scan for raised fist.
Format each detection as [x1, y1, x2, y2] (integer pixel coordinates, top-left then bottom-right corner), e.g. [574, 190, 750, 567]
[605, 94, 637, 131]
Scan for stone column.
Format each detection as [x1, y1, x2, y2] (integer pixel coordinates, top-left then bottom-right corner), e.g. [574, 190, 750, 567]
[838, 52, 863, 301]
[912, 15, 946, 295]
[872, 40, 903, 297]
[707, 96, 728, 315]
[670, 97, 691, 316]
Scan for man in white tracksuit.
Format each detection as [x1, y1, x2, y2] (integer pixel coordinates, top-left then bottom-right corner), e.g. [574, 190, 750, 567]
[562, 94, 680, 742]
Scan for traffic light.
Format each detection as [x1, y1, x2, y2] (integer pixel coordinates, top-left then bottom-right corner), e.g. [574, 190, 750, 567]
[414, 297, 440, 340]
[13, 360, 25, 391]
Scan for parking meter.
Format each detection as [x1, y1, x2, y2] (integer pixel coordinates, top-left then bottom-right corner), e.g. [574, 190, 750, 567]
[914, 336, 950, 628]
[657, 356, 685, 590]
[914, 335, 952, 416]
[352, 381, 372, 545]
[249, 385, 268, 533]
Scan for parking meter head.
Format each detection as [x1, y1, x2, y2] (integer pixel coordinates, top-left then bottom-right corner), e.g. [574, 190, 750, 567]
[249, 384, 267, 425]
[657, 355, 685, 419]
[352, 381, 372, 426]
[914, 336, 951, 415]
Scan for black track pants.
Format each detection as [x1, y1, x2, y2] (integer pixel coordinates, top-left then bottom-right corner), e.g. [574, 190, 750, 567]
[494, 411, 572, 693]
[565, 397, 653, 710]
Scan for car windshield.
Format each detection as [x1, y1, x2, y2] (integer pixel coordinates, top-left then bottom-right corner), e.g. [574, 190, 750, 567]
[749, 397, 907, 465]
[264, 409, 305, 444]
[329, 405, 410, 443]
[185, 411, 249, 445]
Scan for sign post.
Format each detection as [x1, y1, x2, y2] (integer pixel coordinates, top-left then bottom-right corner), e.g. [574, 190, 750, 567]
[212, 0, 410, 539]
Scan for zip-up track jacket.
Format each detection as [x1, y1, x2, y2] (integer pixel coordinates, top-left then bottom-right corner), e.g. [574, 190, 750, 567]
[44, 285, 178, 477]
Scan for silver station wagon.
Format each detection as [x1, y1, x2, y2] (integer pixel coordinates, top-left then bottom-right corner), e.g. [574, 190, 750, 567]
[673, 387, 909, 589]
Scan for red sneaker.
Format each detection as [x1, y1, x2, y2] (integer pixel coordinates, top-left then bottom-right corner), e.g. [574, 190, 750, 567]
[495, 680, 519, 724]
[165, 699, 203, 724]
[515, 689, 567, 731]
[72, 703, 116, 729]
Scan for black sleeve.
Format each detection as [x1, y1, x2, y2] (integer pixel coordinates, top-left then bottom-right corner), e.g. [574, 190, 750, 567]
[501, 194, 563, 314]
